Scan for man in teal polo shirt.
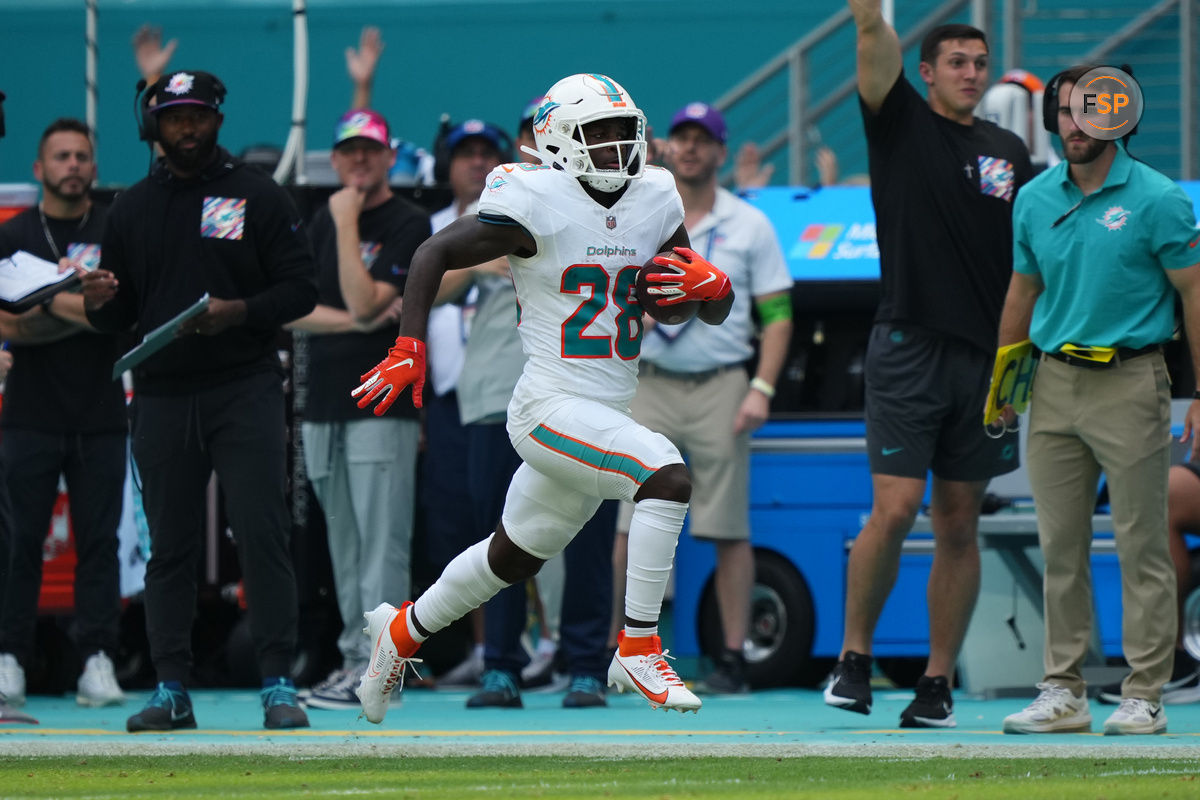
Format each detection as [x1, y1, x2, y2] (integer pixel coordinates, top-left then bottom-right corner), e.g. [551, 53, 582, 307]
[996, 64, 1200, 736]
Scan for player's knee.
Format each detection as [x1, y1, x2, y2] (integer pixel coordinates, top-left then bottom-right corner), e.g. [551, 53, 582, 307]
[634, 463, 691, 504]
[488, 524, 545, 584]
[866, 501, 922, 540]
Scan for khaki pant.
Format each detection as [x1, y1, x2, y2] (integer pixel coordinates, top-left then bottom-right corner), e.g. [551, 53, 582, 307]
[1027, 352, 1176, 701]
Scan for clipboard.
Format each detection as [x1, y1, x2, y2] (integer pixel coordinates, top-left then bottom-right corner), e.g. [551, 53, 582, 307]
[0, 250, 82, 313]
[983, 339, 1037, 426]
[111, 293, 210, 380]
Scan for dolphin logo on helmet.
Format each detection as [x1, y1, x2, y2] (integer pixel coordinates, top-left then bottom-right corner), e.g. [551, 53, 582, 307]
[524, 73, 647, 193]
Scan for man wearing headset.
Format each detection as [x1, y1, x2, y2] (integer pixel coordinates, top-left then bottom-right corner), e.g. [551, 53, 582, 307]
[998, 65, 1200, 736]
[80, 70, 317, 733]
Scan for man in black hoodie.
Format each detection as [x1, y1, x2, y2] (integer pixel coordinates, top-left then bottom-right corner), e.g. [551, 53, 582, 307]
[81, 70, 317, 733]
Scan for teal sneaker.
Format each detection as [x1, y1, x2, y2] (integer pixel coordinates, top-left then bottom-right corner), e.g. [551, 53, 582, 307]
[127, 682, 196, 733]
[562, 675, 607, 708]
[262, 677, 310, 729]
[466, 669, 522, 708]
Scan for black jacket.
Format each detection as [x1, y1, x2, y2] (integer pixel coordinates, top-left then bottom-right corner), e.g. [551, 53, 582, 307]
[87, 148, 317, 394]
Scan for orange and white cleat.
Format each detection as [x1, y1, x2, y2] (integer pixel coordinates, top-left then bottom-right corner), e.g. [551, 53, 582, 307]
[607, 631, 701, 713]
[356, 601, 423, 724]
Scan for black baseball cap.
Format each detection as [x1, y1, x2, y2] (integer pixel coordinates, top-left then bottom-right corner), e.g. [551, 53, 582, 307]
[150, 70, 225, 113]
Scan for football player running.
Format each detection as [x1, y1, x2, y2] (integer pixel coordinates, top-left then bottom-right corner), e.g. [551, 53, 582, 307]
[352, 73, 733, 721]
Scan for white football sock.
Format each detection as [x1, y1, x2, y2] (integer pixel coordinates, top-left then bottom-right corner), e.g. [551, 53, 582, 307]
[412, 535, 509, 633]
[624, 497, 687, 626]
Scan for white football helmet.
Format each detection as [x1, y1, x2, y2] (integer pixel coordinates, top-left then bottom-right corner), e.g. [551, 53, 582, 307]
[528, 73, 647, 192]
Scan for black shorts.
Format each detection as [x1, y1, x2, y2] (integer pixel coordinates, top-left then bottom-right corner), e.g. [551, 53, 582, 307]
[864, 323, 1019, 481]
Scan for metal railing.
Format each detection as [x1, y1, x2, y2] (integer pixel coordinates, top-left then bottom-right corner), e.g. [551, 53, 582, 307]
[714, 0, 1197, 183]
[713, 0, 979, 185]
[1079, 0, 1195, 179]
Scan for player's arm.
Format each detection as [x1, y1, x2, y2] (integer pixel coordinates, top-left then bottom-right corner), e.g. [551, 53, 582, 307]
[1167, 261, 1200, 455]
[735, 289, 792, 434]
[346, 26, 383, 110]
[398, 215, 531, 340]
[329, 187, 401, 321]
[353, 215, 531, 414]
[847, 0, 902, 113]
[997, 270, 1041, 348]
[654, 224, 734, 325]
[0, 306, 76, 345]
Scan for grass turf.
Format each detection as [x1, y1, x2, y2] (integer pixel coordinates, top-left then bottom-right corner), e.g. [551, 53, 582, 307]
[3, 755, 1200, 799]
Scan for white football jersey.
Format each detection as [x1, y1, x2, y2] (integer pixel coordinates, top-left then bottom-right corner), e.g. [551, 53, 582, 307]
[477, 163, 683, 437]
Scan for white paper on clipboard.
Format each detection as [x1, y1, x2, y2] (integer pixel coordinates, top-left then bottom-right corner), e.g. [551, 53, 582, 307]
[111, 293, 210, 380]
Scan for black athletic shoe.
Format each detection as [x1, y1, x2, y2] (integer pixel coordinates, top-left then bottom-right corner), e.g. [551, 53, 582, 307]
[126, 682, 197, 733]
[899, 675, 956, 728]
[823, 651, 873, 714]
[466, 670, 523, 708]
[261, 677, 310, 729]
[1099, 650, 1200, 705]
[695, 649, 750, 694]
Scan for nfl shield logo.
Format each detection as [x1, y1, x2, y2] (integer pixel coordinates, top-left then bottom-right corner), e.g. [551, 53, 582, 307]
[606, 215, 617, 230]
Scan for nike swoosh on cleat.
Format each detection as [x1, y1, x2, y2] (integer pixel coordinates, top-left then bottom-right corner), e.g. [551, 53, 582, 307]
[385, 359, 414, 372]
[366, 628, 389, 678]
[620, 663, 669, 705]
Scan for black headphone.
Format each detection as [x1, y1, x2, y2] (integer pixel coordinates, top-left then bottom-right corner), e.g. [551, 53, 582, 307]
[1042, 64, 1138, 139]
[431, 117, 514, 184]
[135, 72, 227, 142]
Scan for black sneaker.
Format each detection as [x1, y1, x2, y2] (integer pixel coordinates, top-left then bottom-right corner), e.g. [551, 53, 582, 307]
[823, 651, 873, 714]
[899, 675, 956, 728]
[562, 675, 607, 708]
[1099, 651, 1200, 706]
[127, 682, 197, 732]
[695, 649, 750, 694]
[466, 670, 523, 708]
[261, 677, 310, 729]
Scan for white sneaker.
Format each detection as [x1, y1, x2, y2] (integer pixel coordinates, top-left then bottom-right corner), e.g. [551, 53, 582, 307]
[1103, 697, 1167, 735]
[1002, 682, 1091, 734]
[0, 653, 25, 707]
[356, 602, 422, 724]
[607, 632, 701, 713]
[521, 639, 558, 688]
[308, 665, 365, 710]
[77, 652, 125, 707]
[438, 647, 484, 687]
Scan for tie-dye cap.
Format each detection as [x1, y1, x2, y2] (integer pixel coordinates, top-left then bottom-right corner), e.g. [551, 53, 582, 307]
[333, 108, 390, 148]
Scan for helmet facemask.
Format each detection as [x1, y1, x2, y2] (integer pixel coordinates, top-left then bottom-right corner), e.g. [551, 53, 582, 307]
[530, 74, 648, 193]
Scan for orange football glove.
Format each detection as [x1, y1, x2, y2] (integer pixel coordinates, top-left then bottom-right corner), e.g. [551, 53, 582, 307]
[644, 247, 732, 306]
[352, 336, 426, 415]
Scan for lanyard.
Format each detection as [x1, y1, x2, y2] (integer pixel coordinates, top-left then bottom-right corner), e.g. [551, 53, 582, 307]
[38, 204, 91, 262]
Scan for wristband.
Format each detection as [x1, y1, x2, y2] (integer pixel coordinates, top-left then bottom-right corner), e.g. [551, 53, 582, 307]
[750, 377, 776, 399]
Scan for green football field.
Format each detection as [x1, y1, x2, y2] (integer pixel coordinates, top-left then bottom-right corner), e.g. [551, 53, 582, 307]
[4, 685, 1200, 798]
[5, 754, 1200, 799]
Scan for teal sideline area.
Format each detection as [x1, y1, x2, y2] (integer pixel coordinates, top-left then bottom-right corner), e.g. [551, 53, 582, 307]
[3, 686, 1200, 752]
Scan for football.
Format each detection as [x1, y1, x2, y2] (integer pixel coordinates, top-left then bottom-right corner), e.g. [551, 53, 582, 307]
[635, 252, 702, 326]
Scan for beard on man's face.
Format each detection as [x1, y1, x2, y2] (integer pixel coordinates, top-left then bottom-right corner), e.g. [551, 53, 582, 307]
[161, 129, 219, 171]
[1063, 134, 1109, 165]
[43, 174, 90, 203]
